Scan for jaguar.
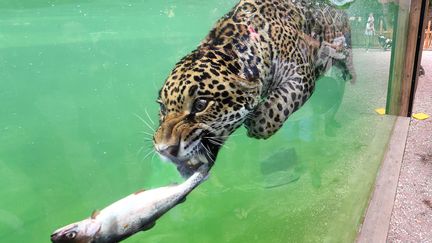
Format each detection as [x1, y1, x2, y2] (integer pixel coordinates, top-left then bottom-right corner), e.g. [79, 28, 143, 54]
[152, 0, 356, 177]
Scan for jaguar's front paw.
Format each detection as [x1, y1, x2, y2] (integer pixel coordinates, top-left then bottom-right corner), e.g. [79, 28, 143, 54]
[244, 117, 273, 140]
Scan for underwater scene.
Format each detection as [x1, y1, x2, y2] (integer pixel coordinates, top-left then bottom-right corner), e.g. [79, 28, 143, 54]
[0, 0, 404, 242]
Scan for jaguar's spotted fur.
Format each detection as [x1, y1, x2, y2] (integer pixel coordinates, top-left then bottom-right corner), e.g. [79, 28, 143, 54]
[153, 0, 355, 177]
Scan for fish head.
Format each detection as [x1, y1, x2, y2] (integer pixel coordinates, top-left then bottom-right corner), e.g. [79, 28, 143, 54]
[50, 218, 101, 243]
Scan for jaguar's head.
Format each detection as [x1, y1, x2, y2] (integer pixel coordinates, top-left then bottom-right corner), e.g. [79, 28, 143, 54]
[153, 48, 260, 177]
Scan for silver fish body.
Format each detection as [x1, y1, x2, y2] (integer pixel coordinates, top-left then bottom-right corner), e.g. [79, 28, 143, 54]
[51, 168, 208, 243]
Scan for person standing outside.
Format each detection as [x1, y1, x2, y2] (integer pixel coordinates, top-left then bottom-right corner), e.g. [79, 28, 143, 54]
[365, 13, 375, 51]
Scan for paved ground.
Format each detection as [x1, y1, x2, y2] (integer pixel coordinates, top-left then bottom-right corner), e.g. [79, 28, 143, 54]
[388, 51, 432, 242]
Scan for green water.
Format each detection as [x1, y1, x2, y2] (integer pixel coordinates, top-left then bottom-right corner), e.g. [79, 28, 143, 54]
[1, 1, 397, 242]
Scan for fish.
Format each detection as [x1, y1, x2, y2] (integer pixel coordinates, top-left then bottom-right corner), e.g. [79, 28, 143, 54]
[50, 165, 209, 243]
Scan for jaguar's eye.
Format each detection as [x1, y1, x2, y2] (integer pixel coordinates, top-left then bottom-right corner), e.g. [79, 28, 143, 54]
[65, 231, 77, 239]
[192, 99, 209, 113]
[158, 101, 167, 116]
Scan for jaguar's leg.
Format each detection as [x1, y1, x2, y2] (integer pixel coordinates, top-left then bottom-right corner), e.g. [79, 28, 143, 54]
[244, 62, 315, 139]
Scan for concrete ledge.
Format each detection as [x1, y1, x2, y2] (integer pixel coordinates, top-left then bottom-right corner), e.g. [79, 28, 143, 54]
[357, 116, 410, 243]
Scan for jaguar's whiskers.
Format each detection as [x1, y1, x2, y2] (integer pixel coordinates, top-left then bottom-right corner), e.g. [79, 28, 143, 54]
[203, 136, 230, 149]
[199, 141, 215, 164]
[134, 113, 156, 133]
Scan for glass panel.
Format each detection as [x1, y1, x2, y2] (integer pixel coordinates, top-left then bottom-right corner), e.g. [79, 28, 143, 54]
[0, 0, 411, 242]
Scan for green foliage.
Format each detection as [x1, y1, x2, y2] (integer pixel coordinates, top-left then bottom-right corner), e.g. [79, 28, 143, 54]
[346, 0, 383, 17]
